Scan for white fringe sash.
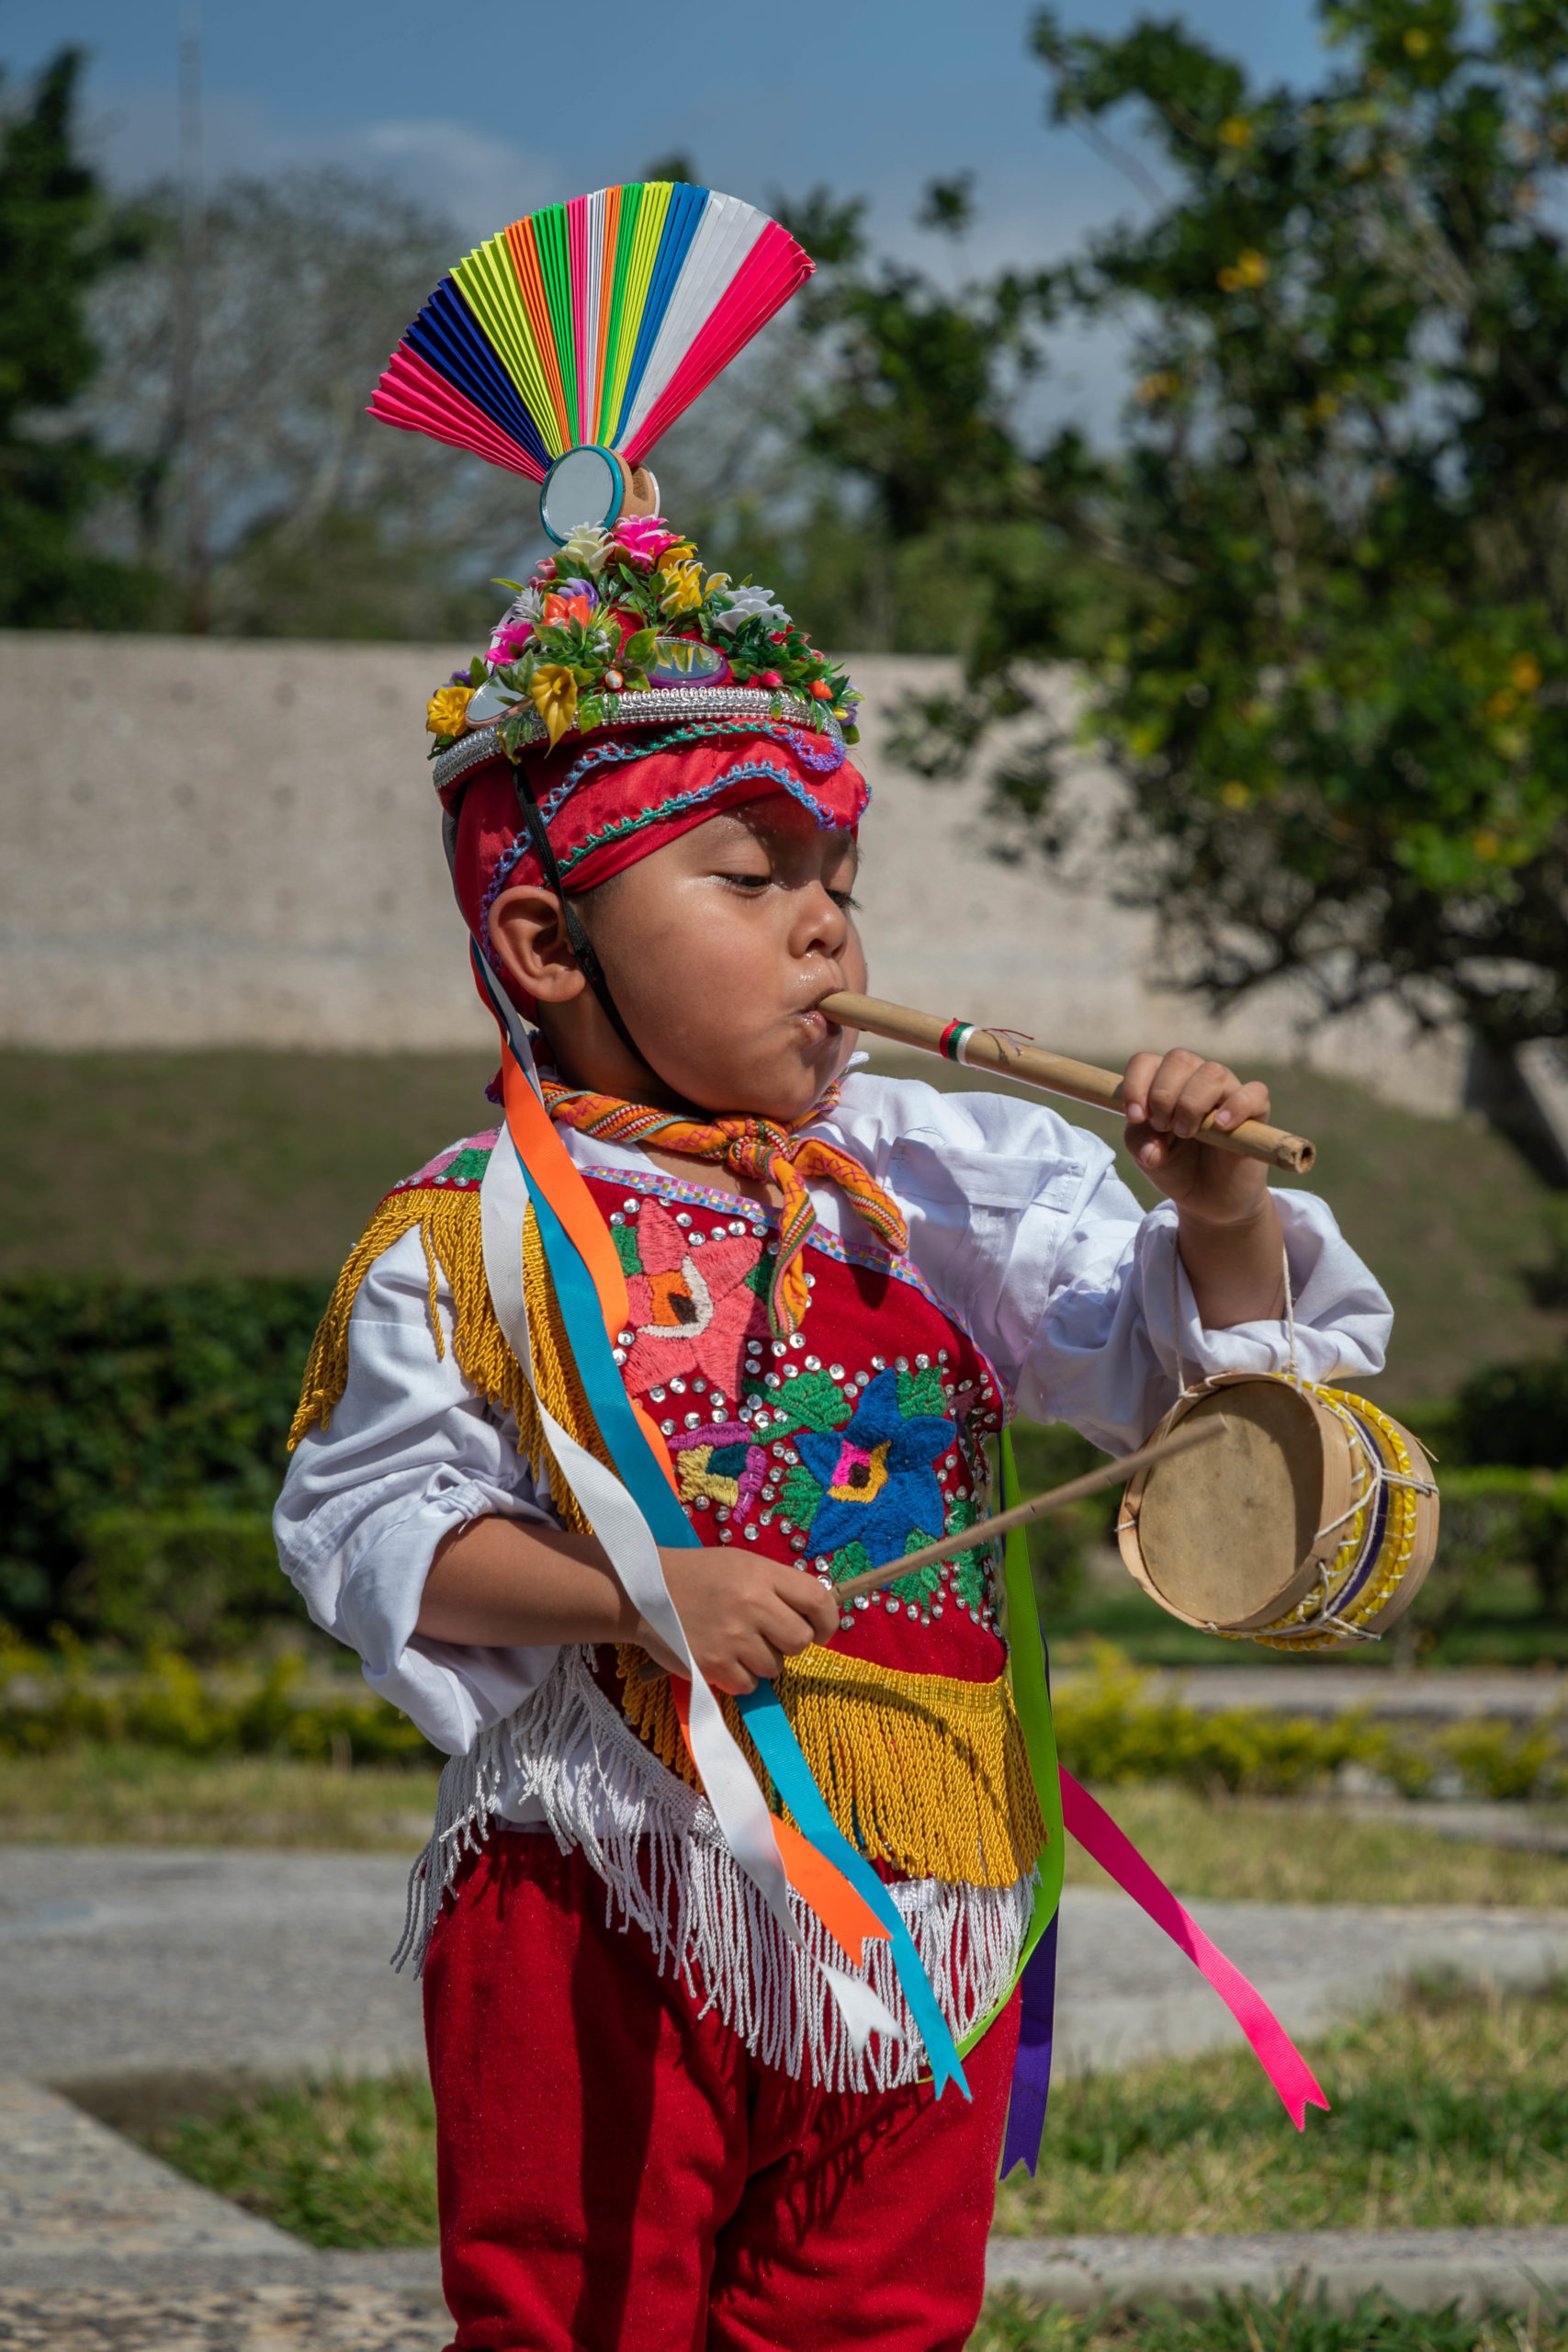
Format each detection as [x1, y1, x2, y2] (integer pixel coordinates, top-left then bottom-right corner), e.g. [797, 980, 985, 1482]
[395, 1646, 1034, 2094]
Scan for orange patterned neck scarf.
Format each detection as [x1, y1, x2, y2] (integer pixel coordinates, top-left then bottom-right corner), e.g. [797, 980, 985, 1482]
[540, 1077, 908, 1335]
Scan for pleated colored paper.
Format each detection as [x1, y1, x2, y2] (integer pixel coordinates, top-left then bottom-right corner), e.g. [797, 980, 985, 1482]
[369, 184, 814, 481]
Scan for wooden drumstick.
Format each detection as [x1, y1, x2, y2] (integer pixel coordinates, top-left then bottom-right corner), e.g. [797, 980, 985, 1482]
[817, 991, 1315, 1174]
[634, 1417, 1227, 1681]
[829, 1416, 1228, 1602]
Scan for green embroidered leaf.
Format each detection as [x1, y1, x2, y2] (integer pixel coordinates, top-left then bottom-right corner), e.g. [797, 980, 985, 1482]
[743, 1258, 773, 1300]
[767, 1368, 853, 1438]
[440, 1148, 492, 1186]
[610, 1222, 641, 1277]
[945, 1498, 994, 1612]
[779, 1463, 821, 1530]
[828, 1539, 873, 1589]
[886, 1527, 942, 1607]
[898, 1365, 947, 1419]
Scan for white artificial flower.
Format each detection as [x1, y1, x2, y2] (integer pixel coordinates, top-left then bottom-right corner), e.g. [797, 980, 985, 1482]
[711, 582, 790, 633]
[558, 523, 614, 575]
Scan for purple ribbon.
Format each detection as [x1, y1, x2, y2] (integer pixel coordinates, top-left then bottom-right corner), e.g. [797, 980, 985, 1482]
[1000, 1910, 1058, 2177]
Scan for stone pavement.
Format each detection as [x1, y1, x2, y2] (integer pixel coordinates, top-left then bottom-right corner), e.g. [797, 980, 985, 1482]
[6, 1847, 1568, 2346]
[1114, 1664, 1568, 1724]
[8, 1847, 1568, 2086]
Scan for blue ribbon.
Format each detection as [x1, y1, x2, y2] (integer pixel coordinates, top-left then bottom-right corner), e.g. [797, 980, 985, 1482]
[735, 1683, 970, 2099]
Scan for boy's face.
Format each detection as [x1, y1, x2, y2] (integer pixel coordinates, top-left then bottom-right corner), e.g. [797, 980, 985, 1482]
[491, 792, 866, 1119]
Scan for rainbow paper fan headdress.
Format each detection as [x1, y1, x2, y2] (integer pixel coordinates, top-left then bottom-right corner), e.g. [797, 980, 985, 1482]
[370, 180, 812, 545]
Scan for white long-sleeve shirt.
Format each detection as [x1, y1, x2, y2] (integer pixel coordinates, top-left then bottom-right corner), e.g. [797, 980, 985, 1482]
[275, 1072, 1392, 1758]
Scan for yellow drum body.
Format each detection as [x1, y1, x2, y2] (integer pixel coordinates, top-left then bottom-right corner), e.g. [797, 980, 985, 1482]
[1118, 1373, 1439, 1651]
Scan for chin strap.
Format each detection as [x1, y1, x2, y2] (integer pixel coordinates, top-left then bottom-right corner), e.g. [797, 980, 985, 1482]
[507, 758, 646, 1068]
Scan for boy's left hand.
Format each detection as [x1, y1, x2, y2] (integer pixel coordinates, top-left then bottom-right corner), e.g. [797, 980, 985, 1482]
[1122, 1048, 1271, 1227]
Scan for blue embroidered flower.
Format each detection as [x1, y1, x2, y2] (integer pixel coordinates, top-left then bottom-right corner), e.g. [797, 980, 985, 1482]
[794, 1367, 952, 1565]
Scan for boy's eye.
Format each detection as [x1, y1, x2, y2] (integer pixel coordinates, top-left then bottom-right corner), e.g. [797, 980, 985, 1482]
[829, 889, 860, 911]
[719, 870, 772, 891]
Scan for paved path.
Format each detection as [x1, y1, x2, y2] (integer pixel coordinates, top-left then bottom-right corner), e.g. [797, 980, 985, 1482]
[6, 1847, 1568, 2086]
[1123, 1665, 1568, 1722]
[7, 1848, 1568, 2346]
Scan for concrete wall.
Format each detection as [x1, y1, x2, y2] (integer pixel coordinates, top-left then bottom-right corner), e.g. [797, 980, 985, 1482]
[0, 632, 1466, 1111]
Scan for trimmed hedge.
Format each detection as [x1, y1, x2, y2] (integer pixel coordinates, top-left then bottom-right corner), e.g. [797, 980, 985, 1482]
[70, 1510, 310, 1659]
[0, 1278, 326, 1634]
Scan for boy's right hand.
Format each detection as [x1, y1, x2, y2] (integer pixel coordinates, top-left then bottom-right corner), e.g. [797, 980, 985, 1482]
[637, 1548, 840, 1694]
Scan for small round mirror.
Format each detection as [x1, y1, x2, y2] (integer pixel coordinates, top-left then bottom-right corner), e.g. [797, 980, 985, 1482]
[538, 447, 624, 544]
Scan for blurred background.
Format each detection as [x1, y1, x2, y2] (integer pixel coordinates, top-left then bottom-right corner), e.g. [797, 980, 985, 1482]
[7, 5, 1568, 2330]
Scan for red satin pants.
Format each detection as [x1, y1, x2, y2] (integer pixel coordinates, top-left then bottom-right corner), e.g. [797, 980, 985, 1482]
[423, 1833, 1020, 2352]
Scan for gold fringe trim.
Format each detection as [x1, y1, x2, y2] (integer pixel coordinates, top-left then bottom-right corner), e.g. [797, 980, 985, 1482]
[288, 1185, 603, 1533]
[615, 1643, 1044, 1890]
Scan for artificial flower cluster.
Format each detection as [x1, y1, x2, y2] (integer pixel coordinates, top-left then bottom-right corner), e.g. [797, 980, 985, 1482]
[425, 512, 859, 755]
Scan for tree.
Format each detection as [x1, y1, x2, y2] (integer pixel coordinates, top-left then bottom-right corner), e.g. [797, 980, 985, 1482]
[83, 170, 535, 639]
[889, 2, 1568, 1058]
[0, 48, 153, 626]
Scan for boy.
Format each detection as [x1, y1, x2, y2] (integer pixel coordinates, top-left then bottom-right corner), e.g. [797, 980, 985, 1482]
[276, 506, 1389, 2351]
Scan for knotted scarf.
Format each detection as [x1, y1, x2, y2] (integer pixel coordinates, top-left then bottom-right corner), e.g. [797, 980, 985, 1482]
[540, 1079, 908, 1335]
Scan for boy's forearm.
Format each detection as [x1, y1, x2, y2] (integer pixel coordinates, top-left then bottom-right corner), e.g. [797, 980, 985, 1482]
[417, 1515, 638, 1648]
[1175, 1194, 1286, 1329]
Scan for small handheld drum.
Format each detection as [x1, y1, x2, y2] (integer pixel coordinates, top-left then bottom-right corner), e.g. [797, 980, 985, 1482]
[1118, 1373, 1439, 1650]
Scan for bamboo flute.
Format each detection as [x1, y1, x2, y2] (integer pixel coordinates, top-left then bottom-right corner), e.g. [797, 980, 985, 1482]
[829, 1416, 1226, 1601]
[818, 990, 1315, 1173]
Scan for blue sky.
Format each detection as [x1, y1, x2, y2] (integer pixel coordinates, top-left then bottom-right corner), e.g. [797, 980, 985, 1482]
[9, 0, 1329, 262]
[6, 0, 1334, 435]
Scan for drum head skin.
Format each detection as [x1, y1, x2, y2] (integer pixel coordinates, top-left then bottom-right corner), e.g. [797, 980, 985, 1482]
[1128, 1381, 1351, 1631]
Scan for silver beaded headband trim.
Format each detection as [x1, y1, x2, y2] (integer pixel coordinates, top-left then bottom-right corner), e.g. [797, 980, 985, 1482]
[431, 687, 839, 794]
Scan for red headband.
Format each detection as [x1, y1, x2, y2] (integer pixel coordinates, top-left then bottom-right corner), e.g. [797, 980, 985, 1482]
[449, 722, 868, 1001]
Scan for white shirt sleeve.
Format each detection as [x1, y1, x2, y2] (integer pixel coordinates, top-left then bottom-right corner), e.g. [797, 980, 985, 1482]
[828, 1074, 1393, 1458]
[272, 1226, 563, 1757]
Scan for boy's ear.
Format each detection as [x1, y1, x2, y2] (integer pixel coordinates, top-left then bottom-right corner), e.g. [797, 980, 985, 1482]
[488, 886, 589, 1003]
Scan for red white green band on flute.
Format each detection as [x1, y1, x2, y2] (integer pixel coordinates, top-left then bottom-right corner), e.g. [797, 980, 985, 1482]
[938, 1019, 976, 1065]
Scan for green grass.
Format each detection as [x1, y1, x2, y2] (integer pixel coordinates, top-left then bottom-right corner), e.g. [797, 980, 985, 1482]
[132, 1984, 1568, 2261]
[7, 1748, 1568, 1903]
[0, 1746, 440, 1848]
[993, 1979, 1568, 2240]
[142, 2071, 438, 2249]
[1058, 1781, 1568, 1908]
[972, 2294, 1568, 2352]
[2, 1046, 1563, 1396]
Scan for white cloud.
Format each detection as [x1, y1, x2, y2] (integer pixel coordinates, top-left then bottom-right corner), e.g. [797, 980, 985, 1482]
[81, 83, 558, 246]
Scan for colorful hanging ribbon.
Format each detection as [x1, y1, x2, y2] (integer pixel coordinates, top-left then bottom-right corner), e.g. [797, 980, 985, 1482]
[472, 965, 967, 2089]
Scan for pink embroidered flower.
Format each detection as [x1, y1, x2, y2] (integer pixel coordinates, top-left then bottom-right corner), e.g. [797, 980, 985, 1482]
[611, 515, 682, 569]
[620, 1195, 770, 1397]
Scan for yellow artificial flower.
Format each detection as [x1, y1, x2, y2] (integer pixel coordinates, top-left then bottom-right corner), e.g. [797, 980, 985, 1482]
[1511, 654, 1542, 694]
[529, 663, 579, 749]
[425, 684, 474, 739]
[659, 555, 706, 615]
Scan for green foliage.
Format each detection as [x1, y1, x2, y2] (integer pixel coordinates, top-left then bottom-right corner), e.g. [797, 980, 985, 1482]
[0, 1636, 431, 1766]
[1052, 1645, 1567, 1799]
[0, 1276, 327, 1635]
[70, 1510, 306, 1658]
[0, 50, 155, 625]
[870, 6, 1568, 1055]
[1455, 1349, 1568, 1469]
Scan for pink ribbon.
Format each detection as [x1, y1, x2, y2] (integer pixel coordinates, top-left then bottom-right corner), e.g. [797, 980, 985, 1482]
[1058, 1769, 1330, 2130]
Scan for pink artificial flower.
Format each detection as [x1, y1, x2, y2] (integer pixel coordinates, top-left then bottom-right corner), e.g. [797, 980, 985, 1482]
[490, 621, 534, 664]
[619, 1194, 770, 1399]
[611, 514, 682, 569]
